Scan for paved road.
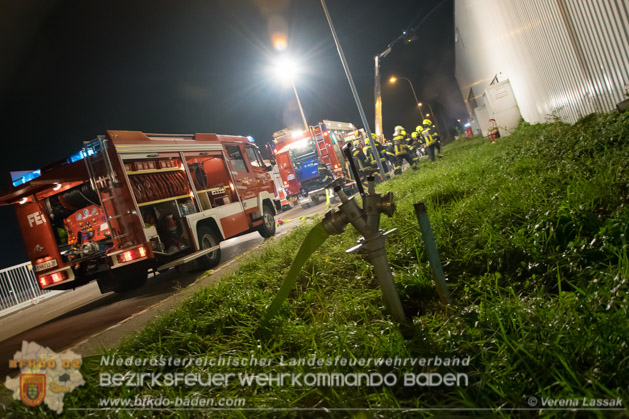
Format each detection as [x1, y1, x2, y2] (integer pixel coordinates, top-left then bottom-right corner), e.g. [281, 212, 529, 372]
[0, 202, 327, 377]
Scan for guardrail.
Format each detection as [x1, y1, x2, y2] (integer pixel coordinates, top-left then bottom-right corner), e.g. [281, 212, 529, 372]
[0, 262, 63, 317]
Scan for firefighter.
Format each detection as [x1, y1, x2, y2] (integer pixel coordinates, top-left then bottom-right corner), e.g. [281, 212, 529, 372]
[421, 119, 439, 162]
[351, 140, 368, 181]
[318, 159, 333, 186]
[406, 130, 421, 167]
[363, 134, 386, 182]
[318, 159, 334, 208]
[373, 133, 390, 180]
[413, 125, 427, 158]
[377, 137, 393, 179]
[384, 137, 396, 175]
[427, 120, 442, 155]
[392, 125, 417, 174]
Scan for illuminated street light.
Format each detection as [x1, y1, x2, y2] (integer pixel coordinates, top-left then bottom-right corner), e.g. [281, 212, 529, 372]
[424, 103, 437, 123]
[389, 76, 424, 120]
[272, 56, 309, 131]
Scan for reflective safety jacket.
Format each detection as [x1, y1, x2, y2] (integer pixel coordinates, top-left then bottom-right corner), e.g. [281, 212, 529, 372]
[318, 163, 333, 185]
[352, 146, 368, 171]
[375, 143, 387, 163]
[392, 135, 408, 155]
[363, 139, 385, 165]
[422, 127, 437, 146]
[412, 131, 425, 146]
[385, 142, 396, 161]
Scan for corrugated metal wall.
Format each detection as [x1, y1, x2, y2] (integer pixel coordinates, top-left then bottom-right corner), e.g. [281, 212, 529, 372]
[455, 0, 629, 124]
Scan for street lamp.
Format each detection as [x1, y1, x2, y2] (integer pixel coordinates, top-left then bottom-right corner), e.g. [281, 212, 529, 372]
[388, 76, 424, 120]
[424, 103, 436, 122]
[272, 56, 309, 132]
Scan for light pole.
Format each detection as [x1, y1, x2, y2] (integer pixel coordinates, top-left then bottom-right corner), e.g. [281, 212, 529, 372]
[290, 79, 309, 132]
[389, 76, 424, 120]
[373, 30, 411, 142]
[273, 56, 309, 131]
[374, 48, 391, 140]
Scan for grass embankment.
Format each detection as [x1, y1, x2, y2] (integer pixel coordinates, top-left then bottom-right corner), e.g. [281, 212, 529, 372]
[12, 112, 629, 416]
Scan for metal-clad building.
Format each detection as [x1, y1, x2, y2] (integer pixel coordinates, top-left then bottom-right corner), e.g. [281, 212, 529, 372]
[455, 0, 629, 124]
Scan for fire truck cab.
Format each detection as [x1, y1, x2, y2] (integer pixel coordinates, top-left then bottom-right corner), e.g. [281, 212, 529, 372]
[0, 131, 277, 293]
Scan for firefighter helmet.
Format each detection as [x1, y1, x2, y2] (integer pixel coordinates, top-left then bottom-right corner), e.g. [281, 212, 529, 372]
[416, 125, 423, 133]
[393, 125, 404, 136]
[423, 119, 432, 126]
[411, 131, 419, 139]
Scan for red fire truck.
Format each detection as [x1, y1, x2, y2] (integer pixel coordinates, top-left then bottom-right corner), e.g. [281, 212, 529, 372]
[0, 131, 277, 293]
[271, 120, 356, 208]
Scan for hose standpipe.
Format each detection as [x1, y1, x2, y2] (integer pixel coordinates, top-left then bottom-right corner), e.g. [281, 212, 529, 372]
[322, 177, 408, 325]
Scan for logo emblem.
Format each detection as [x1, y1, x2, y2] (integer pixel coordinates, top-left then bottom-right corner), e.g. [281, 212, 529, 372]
[6, 341, 84, 414]
[19, 374, 46, 407]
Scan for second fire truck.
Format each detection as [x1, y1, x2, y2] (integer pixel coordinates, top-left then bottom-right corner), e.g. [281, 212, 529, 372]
[271, 120, 357, 208]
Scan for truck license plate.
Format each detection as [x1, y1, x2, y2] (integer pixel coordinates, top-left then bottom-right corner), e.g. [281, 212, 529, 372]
[35, 259, 58, 272]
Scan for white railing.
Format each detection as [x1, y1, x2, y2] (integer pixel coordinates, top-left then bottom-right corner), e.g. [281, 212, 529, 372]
[0, 262, 63, 317]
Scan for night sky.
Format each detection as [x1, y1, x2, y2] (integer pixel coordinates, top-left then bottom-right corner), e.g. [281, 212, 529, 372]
[0, 0, 465, 268]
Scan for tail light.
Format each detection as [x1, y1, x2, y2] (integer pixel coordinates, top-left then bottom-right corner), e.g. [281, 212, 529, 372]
[39, 271, 68, 288]
[116, 246, 147, 264]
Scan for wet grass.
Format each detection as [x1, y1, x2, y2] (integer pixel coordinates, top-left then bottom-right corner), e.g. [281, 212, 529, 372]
[6, 112, 629, 417]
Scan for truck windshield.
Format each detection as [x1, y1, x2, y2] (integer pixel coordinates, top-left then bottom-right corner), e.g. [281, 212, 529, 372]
[290, 140, 317, 161]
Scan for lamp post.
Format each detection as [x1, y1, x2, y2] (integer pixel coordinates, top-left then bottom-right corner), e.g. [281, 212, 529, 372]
[290, 79, 309, 132]
[273, 56, 309, 132]
[389, 76, 424, 120]
[373, 49, 391, 140]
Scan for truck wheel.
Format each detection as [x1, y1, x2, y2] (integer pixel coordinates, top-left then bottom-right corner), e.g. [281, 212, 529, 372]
[198, 226, 222, 269]
[258, 203, 276, 238]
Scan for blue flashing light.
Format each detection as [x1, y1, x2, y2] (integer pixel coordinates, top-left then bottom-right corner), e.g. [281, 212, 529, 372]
[12, 169, 42, 187]
[10, 146, 99, 188]
[246, 136, 255, 143]
[66, 147, 96, 164]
